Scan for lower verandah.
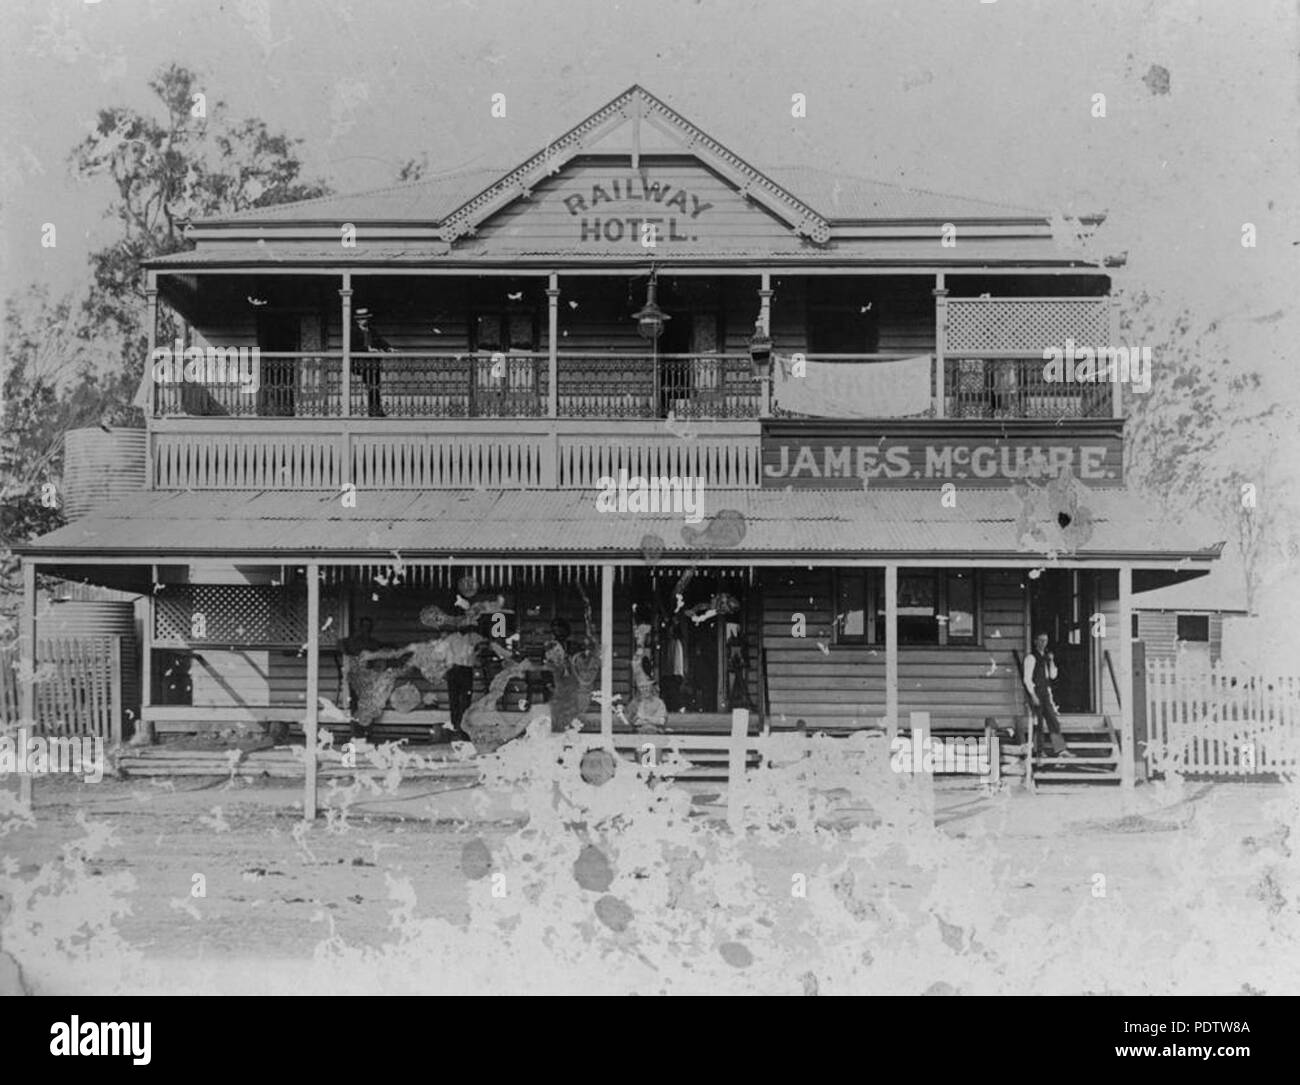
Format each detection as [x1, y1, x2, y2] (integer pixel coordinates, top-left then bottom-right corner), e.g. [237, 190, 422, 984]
[141, 564, 1125, 741]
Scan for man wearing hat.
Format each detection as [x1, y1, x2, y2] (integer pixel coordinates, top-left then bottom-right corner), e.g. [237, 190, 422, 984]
[352, 307, 393, 417]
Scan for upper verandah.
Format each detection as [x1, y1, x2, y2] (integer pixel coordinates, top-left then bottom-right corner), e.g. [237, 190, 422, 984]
[147, 85, 1116, 270]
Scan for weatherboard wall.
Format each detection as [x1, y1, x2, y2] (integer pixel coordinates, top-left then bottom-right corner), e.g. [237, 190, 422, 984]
[760, 568, 1028, 732]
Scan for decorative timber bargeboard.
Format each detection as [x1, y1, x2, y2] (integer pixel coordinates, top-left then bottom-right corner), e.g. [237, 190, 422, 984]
[761, 420, 1124, 489]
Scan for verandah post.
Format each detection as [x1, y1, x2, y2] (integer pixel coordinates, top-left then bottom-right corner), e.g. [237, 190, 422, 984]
[600, 563, 614, 746]
[1132, 639, 1149, 783]
[137, 564, 157, 747]
[1109, 294, 1122, 420]
[1118, 565, 1135, 788]
[304, 560, 320, 819]
[758, 272, 773, 418]
[547, 272, 559, 418]
[543, 272, 560, 486]
[910, 710, 935, 819]
[933, 273, 947, 418]
[145, 270, 159, 483]
[727, 707, 749, 829]
[885, 563, 899, 741]
[339, 273, 353, 417]
[109, 635, 123, 748]
[18, 561, 36, 808]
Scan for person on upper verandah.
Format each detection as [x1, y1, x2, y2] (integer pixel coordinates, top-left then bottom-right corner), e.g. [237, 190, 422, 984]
[1022, 631, 1076, 760]
[351, 307, 394, 418]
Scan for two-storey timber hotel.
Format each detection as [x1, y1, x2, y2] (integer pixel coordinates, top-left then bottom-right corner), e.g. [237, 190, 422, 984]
[20, 87, 1223, 791]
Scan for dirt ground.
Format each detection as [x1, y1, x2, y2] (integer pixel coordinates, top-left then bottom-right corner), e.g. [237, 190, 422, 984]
[2, 769, 1298, 994]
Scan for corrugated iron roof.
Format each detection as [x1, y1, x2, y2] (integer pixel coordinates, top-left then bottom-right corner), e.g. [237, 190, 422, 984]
[762, 165, 1045, 221]
[212, 166, 506, 225]
[204, 163, 1044, 229]
[21, 488, 1224, 563]
[147, 238, 1078, 268]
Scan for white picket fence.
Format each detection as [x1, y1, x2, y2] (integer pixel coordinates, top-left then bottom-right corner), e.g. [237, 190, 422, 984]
[1144, 659, 1299, 777]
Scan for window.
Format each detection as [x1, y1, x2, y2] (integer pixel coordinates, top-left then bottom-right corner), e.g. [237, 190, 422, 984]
[472, 307, 537, 352]
[833, 570, 979, 646]
[1176, 614, 1210, 643]
[896, 572, 938, 644]
[834, 570, 874, 644]
[945, 571, 977, 642]
[1132, 614, 1140, 639]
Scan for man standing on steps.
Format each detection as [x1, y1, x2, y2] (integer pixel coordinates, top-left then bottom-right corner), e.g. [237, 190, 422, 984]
[1023, 632, 1075, 760]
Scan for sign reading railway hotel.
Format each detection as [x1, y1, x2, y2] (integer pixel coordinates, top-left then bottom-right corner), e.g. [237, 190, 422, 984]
[562, 172, 714, 243]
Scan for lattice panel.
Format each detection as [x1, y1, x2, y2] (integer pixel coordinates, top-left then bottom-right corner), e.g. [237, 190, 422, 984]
[946, 299, 1110, 352]
[155, 585, 341, 645]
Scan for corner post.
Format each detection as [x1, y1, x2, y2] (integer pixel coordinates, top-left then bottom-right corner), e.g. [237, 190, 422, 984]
[600, 563, 614, 746]
[138, 564, 156, 746]
[339, 274, 353, 418]
[543, 273, 560, 487]
[19, 561, 37, 807]
[145, 272, 159, 484]
[110, 636, 123, 748]
[304, 561, 321, 819]
[1118, 565, 1135, 788]
[933, 273, 947, 418]
[885, 563, 899, 741]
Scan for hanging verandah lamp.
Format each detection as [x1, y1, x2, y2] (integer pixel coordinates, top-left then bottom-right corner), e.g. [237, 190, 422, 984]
[632, 268, 670, 340]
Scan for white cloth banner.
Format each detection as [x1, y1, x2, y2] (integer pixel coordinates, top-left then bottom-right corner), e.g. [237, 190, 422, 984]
[773, 354, 933, 418]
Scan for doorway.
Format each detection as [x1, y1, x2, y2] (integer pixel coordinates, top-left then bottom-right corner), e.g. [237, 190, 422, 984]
[633, 569, 750, 715]
[256, 312, 301, 416]
[653, 279, 722, 418]
[1028, 570, 1096, 713]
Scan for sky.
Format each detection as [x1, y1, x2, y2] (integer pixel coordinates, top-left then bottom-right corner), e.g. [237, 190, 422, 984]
[3, 0, 1297, 315]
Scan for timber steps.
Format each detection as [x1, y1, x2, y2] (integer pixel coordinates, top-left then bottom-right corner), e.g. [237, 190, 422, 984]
[1030, 715, 1123, 785]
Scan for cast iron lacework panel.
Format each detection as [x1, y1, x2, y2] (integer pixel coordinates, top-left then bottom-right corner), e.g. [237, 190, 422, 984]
[946, 299, 1110, 352]
[154, 585, 341, 646]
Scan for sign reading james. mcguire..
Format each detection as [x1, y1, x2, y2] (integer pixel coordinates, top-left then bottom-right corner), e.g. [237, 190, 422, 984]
[761, 420, 1125, 489]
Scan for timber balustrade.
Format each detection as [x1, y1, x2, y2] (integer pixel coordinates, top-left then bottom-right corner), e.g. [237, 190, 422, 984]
[152, 351, 762, 421]
[149, 418, 764, 490]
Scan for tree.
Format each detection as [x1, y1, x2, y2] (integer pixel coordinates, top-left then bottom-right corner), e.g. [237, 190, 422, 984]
[396, 154, 428, 183]
[1119, 290, 1298, 615]
[1, 63, 333, 630]
[69, 62, 331, 379]
[0, 285, 131, 631]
